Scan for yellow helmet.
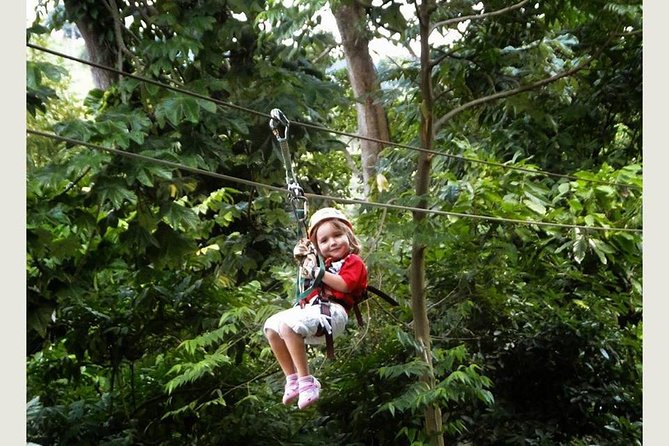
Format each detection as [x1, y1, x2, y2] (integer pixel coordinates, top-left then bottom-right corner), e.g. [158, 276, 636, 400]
[308, 207, 352, 238]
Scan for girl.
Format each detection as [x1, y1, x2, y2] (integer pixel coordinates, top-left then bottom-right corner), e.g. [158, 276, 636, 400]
[263, 207, 368, 409]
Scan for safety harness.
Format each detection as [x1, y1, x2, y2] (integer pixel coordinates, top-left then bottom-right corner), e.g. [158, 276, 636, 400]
[269, 109, 399, 359]
[301, 283, 399, 359]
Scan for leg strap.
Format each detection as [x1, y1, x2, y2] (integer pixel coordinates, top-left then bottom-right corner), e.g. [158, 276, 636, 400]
[315, 298, 335, 360]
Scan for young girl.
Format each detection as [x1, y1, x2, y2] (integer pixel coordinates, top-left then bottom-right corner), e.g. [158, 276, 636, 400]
[263, 207, 368, 409]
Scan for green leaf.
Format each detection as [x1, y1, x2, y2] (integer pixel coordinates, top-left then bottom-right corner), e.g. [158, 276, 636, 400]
[97, 180, 137, 208]
[132, 162, 175, 187]
[523, 199, 546, 215]
[155, 95, 202, 127]
[568, 198, 583, 213]
[198, 98, 217, 114]
[596, 185, 616, 195]
[589, 238, 614, 264]
[573, 236, 587, 264]
[572, 299, 589, 309]
[600, 347, 610, 360]
[161, 201, 200, 231]
[54, 120, 95, 142]
[524, 186, 551, 205]
[557, 182, 571, 195]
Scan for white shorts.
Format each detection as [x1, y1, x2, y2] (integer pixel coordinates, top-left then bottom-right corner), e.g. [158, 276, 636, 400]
[263, 298, 349, 345]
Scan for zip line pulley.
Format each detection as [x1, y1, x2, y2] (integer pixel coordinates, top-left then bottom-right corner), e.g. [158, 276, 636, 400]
[269, 108, 320, 301]
[269, 108, 308, 238]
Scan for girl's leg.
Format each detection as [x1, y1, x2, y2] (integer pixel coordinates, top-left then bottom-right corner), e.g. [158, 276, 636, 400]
[265, 328, 299, 405]
[278, 323, 320, 408]
[278, 322, 310, 377]
[265, 328, 296, 376]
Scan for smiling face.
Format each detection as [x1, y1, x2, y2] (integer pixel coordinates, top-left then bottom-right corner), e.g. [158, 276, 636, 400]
[314, 220, 351, 261]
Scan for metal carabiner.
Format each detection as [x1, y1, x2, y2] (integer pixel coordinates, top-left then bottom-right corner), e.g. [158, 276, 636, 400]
[287, 182, 308, 223]
[292, 195, 309, 226]
[269, 108, 290, 142]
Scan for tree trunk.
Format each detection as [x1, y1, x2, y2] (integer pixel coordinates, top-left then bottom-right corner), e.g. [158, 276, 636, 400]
[63, 0, 119, 90]
[411, 1, 444, 445]
[333, 1, 390, 197]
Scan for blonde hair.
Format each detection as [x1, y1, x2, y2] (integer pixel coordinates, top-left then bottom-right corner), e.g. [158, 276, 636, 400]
[309, 218, 362, 256]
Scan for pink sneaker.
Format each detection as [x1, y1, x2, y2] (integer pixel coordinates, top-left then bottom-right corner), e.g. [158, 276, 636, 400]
[297, 377, 321, 409]
[282, 376, 299, 405]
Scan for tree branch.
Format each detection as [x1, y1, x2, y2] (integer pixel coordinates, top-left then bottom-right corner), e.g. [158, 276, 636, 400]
[431, 0, 530, 31]
[102, 0, 140, 68]
[433, 86, 455, 103]
[313, 43, 336, 64]
[58, 166, 92, 197]
[402, 38, 419, 60]
[433, 56, 593, 133]
[429, 47, 457, 69]
[431, 50, 498, 92]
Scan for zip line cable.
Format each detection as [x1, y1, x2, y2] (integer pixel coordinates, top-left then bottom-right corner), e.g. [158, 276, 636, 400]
[26, 43, 267, 121]
[291, 120, 640, 190]
[27, 43, 641, 192]
[27, 129, 642, 234]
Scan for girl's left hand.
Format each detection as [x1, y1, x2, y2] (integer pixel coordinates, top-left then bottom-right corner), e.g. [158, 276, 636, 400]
[293, 238, 312, 259]
[300, 252, 318, 279]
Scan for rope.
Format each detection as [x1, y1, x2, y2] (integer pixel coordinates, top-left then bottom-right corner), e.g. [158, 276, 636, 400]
[27, 129, 642, 234]
[26, 43, 641, 191]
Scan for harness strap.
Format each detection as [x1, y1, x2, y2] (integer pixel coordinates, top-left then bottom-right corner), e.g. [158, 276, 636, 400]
[315, 297, 335, 360]
[352, 303, 365, 327]
[304, 292, 367, 360]
[324, 290, 365, 328]
[300, 285, 399, 361]
[295, 254, 325, 304]
[362, 285, 400, 307]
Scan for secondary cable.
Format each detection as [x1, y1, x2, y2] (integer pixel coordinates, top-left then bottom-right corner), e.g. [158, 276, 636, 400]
[27, 128, 643, 234]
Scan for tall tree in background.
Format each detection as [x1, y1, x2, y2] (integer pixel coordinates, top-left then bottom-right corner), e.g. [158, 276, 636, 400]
[62, 0, 119, 89]
[333, 0, 390, 196]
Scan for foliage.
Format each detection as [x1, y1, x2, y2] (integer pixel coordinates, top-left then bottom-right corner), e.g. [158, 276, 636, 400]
[27, 0, 641, 445]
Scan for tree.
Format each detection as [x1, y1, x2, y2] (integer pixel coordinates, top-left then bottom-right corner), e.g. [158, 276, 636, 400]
[325, 0, 641, 443]
[333, 0, 391, 196]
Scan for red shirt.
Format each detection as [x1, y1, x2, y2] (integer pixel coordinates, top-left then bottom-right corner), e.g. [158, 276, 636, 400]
[307, 253, 368, 312]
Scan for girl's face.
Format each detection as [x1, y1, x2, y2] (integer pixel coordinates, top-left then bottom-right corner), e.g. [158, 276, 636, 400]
[315, 221, 351, 260]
